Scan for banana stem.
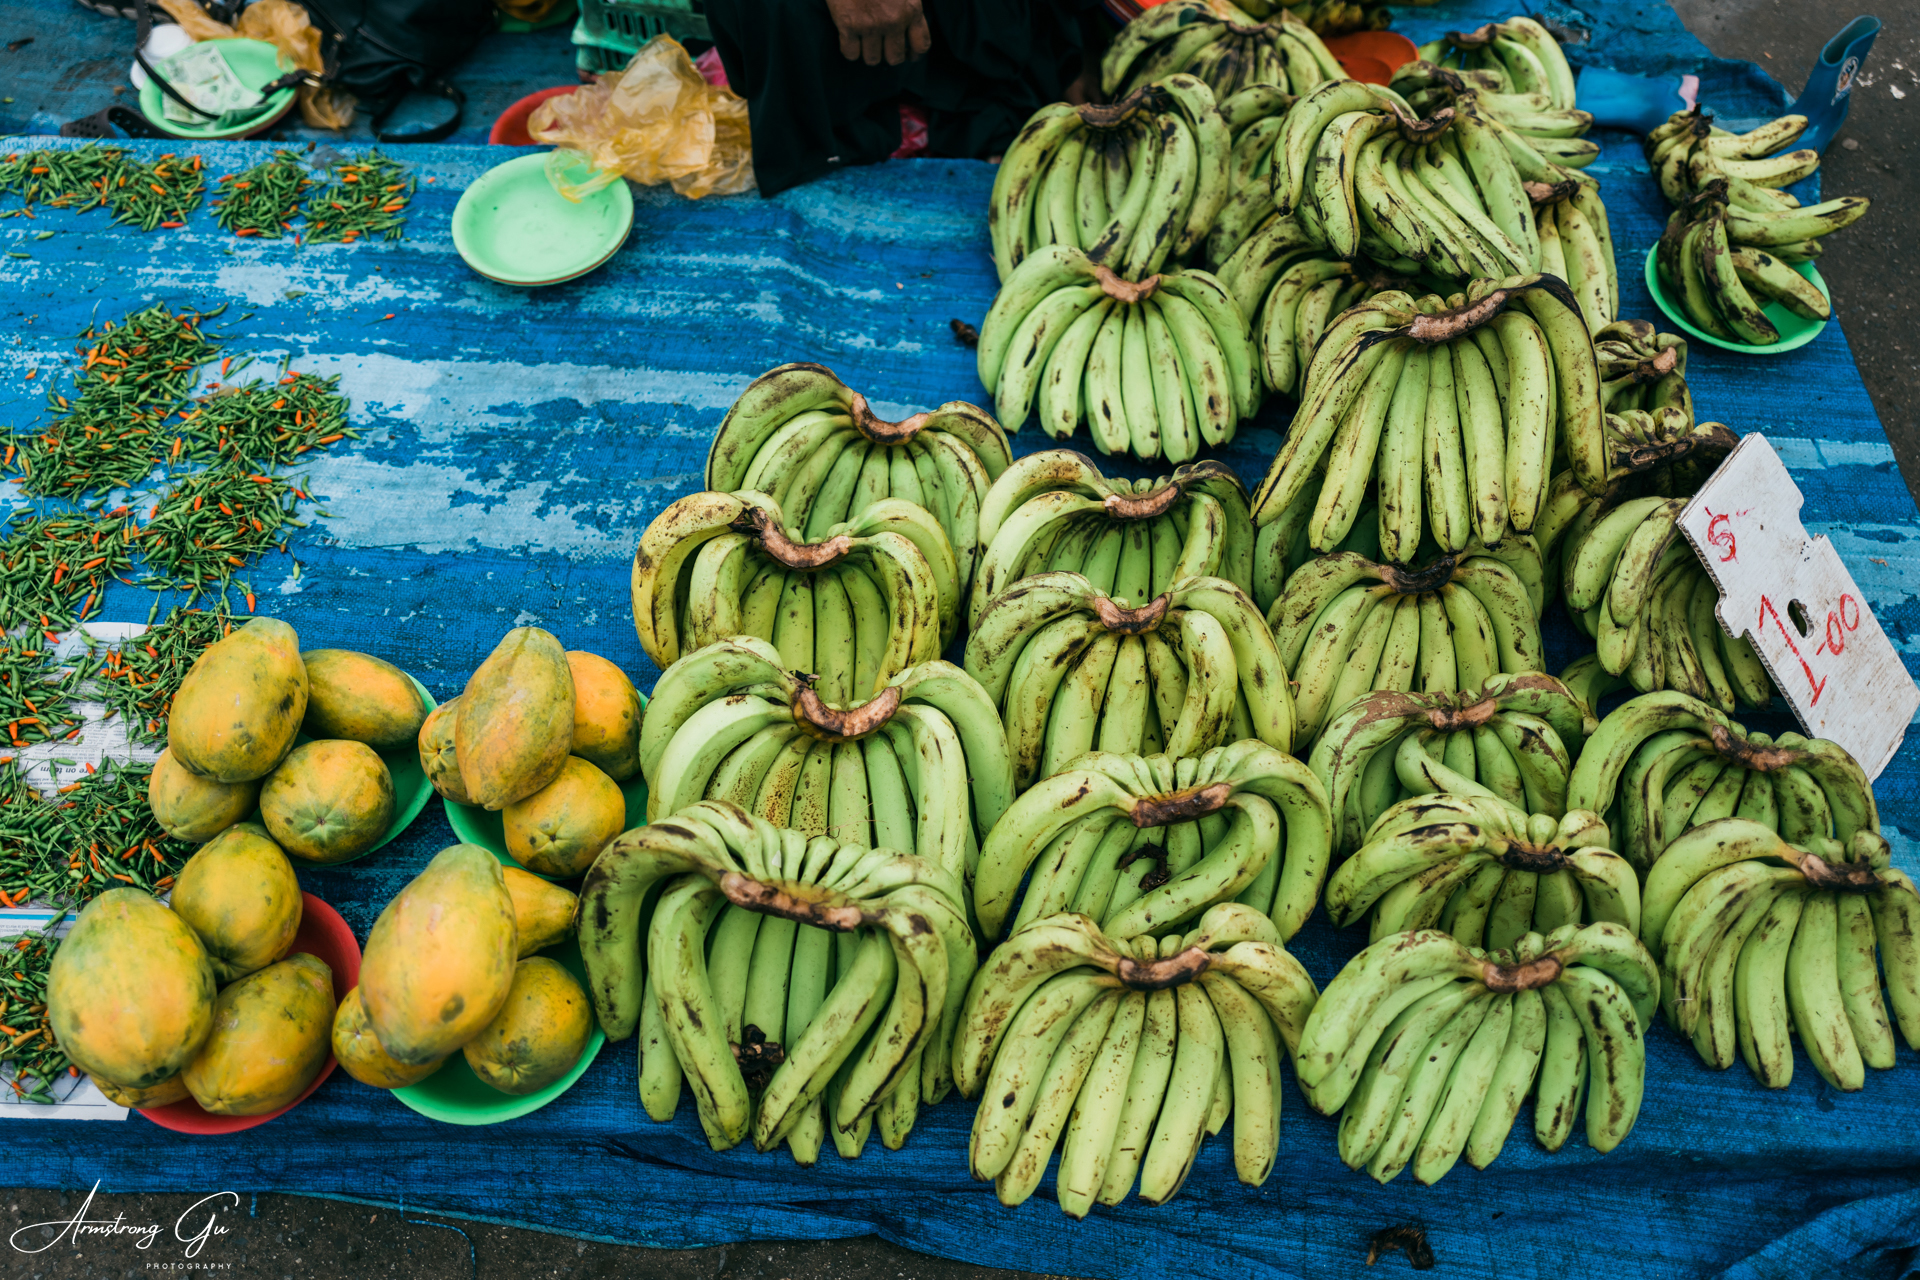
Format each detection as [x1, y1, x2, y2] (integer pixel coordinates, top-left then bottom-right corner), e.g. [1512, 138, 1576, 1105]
[1482, 955, 1561, 991]
[793, 683, 901, 738]
[1129, 780, 1234, 827]
[1114, 946, 1212, 990]
[1092, 595, 1171, 633]
[737, 506, 853, 570]
[719, 871, 873, 932]
[848, 393, 931, 445]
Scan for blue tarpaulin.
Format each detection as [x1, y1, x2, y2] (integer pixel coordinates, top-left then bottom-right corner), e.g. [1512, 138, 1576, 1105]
[2, 0, 1918, 1275]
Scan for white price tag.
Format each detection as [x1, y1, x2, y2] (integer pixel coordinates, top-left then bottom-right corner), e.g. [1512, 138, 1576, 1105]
[1679, 433, 1920, 779]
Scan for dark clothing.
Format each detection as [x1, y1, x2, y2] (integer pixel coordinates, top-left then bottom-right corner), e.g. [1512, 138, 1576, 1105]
[708, 0, 1099, 196]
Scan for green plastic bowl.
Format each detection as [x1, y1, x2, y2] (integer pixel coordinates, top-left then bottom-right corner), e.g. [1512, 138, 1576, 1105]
[1642, 243, 1830, 355]
[387, 934, 605, 1126]
[451, 151, 634, 287]
[137, 39, 300, 141]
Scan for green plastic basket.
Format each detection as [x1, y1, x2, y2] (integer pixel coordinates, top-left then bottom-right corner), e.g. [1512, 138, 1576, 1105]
[576, 0, 709, 50]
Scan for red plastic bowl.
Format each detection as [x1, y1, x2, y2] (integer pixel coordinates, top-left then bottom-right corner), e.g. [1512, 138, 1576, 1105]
[139, 893, 360, 1135]
[1322, 31, 1419, 83]
[490, 85, 580, 146]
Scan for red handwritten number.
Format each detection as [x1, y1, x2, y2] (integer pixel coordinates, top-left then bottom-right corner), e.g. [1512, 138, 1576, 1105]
[1705, 510, 1737, 562]
[1840, 594, 1861, 631]
[1816, 594, 1864, 658]
[1760, 595, 1827, 704]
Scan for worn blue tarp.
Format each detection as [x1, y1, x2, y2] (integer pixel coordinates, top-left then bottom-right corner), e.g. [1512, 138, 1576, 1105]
[2, 0, 1918, 1275]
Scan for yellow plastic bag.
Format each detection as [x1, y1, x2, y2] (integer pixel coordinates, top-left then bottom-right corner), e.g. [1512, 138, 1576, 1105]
[529, 36, 754, 200]
[156, 0, 355, 130]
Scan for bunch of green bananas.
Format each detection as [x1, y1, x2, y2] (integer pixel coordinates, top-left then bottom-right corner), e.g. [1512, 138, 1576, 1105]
[1655, 187, 1863, 346]
[1594, 320, 1691, 416]
[1099, 1, 1343, 102]
[1648, 109, 1821, 210]
[637, 637, 1015, 879]
[1308, 672, 1591, 852]
[976, 245, 1255, 461]
[1266, 546, 1546, 742]
[1297, 922, 1657, 1182]
[1528, 179, 1615, 330]
[966, 571, 1294, 788]
[1250, 276, 1604, 564]
[1642, 820, 1920, 1090]
[974, 742, 1332, 942]
[1566, 689, 1879, 870]
[952, 905, 1319, 1212]
[1276, 0, 1393, 37]
[1206, 85, 1296, 266]
[1401, 19, 1598, 168]
[703, 363, 1011, 602]
[971, 450, 1254, 625]
[576, 801, 974, 1160]
[1326, 793, 1639, 945]
[630, 490, 955, 693]
[989, 76, 1228, 284]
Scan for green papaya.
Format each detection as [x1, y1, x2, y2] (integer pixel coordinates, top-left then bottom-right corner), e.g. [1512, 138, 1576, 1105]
[168, 616, 309, 783]
[170, 823, 303, 983]
[455, 628, 575, 810]
[301, 649, 428, 751]
[47, 888, 216, 1089]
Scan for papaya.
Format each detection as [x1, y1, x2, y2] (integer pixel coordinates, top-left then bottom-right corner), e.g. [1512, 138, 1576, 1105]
[330, 986, 444, 1089]
[359, 844, 518, 1065]
[501, 756, 624, 878]
[170, 823, 303, 983]
[455, 628, 575, 810]
[47, 888, 216, 1089]
[169, 616, 308, 783]
[417, 696, 471, 805]
[503, 866, 577, 956]
[182, 952, 335, 1116]
[147, 747, 260, 843]
[260, 739, 395, 864]
[301, 649, 428, 751]
[565, 651, 642, 782]
[461, 957, 593, 1096]
[91, 1072, 191, 1109]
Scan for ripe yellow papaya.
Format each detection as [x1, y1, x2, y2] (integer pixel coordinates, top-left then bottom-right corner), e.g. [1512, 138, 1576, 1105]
[359, 844, 518, 1065]
[330, 986, 444, 1089]
[168, 617, 309, 783]
[170, 822, 302, 984]
[455, 628, 575, 810]
[301, 649, 428, 751]
[91, 1072, 191, 1109]
[182, 952, 335, 1116]
[502, 866, 577, 956]
[260, 739, 395, 864]
[147, 747, 260, 843]
[461, 957, 593, 1096]
[501, 756, 624, 878]
[417, 696, 471, 805]
[47, 888, 215, 1089]
[565, 651, 642, 781]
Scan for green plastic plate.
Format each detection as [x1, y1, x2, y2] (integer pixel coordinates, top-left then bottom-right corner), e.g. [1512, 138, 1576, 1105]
[137, 39, 300, 140]
[1642, 243, 1830, 355]
[451, 152, 634, 287]
[387, 935, 605, 1126]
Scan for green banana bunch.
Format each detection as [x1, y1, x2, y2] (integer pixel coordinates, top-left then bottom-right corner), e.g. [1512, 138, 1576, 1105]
[1594, 320, 1691, 417]
[1267, 0, 1392, 37]
[1265, 545, 1549, 743]
[973, 741, 1332, 943]
[953, 906, 1318, 1212]
[1527, 178, 1616, 331]
[970, 449, 1254, 627]
[1307, 671, 1592, 852]
[1566, 689, 1879, 870]
[1647, 108, 1822, 210]
[630, 490, 955, 693]
[1639, 818, 1920, 1090]
[1400, 19, 1598, 169]
[1100, 0, 1344, 102]
[703, 363, 1011, 603]
[1249, 275, 1606, 560]
[989, 76, 1230, 284]
[575, 800, 974, 1159]
[975, 245, 1256, 461]
[1296, 922, 1657, 1181]
[966, 571, 1295, 789]
[1206, 86, 1296, 267]
[1654, 187, 1860, 346]
[1326, 795, 1640, 946]
[638, 637, 1015, 882]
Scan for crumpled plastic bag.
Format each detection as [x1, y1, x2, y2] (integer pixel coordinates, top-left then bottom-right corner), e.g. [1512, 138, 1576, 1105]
[529, 35, 754, 200]
[157, 0, 356, 131]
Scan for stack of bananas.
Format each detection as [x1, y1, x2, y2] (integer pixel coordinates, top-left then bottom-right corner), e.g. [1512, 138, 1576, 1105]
[966, 572, 1294, 787]
[1641, 818, 1919, 1089]
[704, 363, 1011, 601]
[1099, 1, 1343, 101]
[1297, 923, 1657, 1183]
[972, 453, 1254, 622]
[1650, 109, 1820, 209]
[577, 801, 975, 1160]
[1250, 276, 1604, 565]
[637, 638, 1015, 877]
[1400, 19, 1599, 169]
[1308, 673, 1592, 851]
[974, 742, 1332, 941]
[630, 490, 956, 693]
[977, 246, 1254, 461]
[954, 905, 1319, 1212]
[989, 76, 1228, 284]
[1325, 794, 1640, 945]
[1266, 546, 1546, 741]
[1566, 689, 1879, 869]
[1595, 320, 1692, 416]
[1529, 179, 1616, 330]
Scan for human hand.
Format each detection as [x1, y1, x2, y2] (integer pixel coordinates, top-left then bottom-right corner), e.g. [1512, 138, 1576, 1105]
[824, 0, 931, 66]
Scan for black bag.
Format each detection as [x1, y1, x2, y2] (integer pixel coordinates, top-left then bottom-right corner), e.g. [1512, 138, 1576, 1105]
[303, 0, 498, 140]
